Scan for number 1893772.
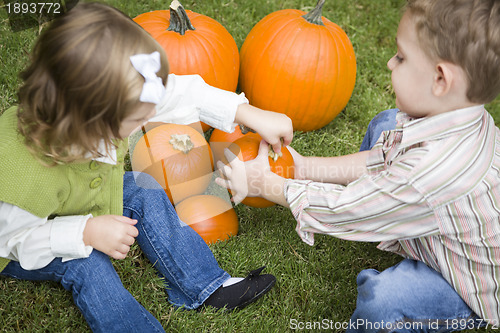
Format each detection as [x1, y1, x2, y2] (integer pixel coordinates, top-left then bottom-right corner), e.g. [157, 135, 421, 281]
[5, 2, 61, 15]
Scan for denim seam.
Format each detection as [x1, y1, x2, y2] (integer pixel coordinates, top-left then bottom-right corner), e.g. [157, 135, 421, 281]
[123, 203, 230, 309]
[125, 204, 201, 307]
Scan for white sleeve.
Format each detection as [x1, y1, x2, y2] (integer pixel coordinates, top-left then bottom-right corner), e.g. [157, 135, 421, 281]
[0, 201, 93, 270]
[152, 74, 249, 133]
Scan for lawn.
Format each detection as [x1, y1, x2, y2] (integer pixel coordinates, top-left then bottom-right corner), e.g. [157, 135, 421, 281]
[0, 0, 499, 332]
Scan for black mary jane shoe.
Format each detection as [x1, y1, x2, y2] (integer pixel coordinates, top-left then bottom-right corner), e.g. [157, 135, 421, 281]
[201, 266, 276, 311]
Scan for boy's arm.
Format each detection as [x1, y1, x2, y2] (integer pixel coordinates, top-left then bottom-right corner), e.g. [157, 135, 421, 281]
[217, 142, 439, 246]
[291, 148, 369, 185]
[216, 143, 369, 206]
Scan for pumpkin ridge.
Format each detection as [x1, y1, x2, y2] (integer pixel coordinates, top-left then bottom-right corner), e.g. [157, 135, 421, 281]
[248, 17, 304, 106]
[315, 28, 340, 127]
[299, 28, 324, 126]
[320, 45, 337, 127]
[242, 14, 302, 98]
[193, 31, 237, 88]
[273, 20, 325, 119]
[267, 20, 303, 113]
[190, 35, 217, 86]
[325, 25, 355, 115]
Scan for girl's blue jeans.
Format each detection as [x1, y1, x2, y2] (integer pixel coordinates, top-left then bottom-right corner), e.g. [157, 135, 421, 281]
[350, 109, 483, 332]
[0, 171, 230, 333]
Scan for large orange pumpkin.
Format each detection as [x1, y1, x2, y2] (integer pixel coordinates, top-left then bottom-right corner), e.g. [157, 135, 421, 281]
[239, 0, 357, 131]
[133, 0, 239, 92]
[175, 195, 238, 244]
[131, 124, 214, 205]
[222, 133, 295, 208]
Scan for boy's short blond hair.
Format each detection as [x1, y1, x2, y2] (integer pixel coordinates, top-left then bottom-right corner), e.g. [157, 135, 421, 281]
[17, 3, 169, 164]
[406, 0, 500, 104]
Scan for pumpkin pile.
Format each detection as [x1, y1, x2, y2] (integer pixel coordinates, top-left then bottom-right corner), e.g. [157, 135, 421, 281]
[132, 0, 357, 231]
[131, 124, 238, 244]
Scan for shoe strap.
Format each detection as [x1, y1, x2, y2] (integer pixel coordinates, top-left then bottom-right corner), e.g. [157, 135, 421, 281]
[247, 266, 266, 278]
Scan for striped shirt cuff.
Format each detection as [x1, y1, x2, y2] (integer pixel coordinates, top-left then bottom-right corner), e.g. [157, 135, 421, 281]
[284, 179, 316, 246]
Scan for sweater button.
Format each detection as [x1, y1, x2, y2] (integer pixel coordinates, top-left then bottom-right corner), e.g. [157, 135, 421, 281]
[90, 177, 102, 189]
[89, 160, 99, 170]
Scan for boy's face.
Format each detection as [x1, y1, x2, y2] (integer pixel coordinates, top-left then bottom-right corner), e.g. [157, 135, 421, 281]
[119, 103, 156, 138]
[387, 12, 438, 118]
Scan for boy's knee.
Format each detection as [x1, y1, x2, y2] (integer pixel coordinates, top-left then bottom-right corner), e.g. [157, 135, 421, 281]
[353, 268, 403, 323]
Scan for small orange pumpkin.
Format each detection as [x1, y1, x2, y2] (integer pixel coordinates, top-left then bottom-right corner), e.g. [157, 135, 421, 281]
[144, 121, 210, 134]
[175, 195, 238, 244]
[208, 124, 255, 165]
[239, 0, 357, 131]
[134, 0, 239, 92]
[131, 124, 214, 205]
[222, 133, 295, 208]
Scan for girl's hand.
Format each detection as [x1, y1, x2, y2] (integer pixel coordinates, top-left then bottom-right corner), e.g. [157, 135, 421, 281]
[216, 140, 272, 204]
[235, 104, 293, 154]
[83, 215, 139, 260]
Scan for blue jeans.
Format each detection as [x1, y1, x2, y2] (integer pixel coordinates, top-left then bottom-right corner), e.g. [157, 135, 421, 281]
[1, 172, 229, 332]
[348, 110, 482, 332]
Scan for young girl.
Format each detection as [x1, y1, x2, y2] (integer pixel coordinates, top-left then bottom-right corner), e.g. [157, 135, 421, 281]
[0, 3, 292, 332]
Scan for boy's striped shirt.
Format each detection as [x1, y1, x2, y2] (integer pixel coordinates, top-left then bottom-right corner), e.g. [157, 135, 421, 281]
[285, 105, 500, 323]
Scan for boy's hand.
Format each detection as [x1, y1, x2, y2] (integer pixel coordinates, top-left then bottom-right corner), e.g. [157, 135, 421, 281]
[216, 140, 272, 204]
[286, 146, 309, 180]
[235, 104, 293, 154]
[83, 215, 139, 260]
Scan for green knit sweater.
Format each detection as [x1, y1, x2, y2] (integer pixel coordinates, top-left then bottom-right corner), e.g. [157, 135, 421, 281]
[0, 106, 127, 272]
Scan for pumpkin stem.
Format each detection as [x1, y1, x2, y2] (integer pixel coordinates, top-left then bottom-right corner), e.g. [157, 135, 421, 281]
[168, 0, 195, 35]
[170, 134, 194, 154]
[302, 0, 326, 26]
[240, 124, 256, 134]
[268, 145, 283, 162]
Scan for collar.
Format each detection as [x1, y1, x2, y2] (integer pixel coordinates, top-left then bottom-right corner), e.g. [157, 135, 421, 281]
[83, 140, 118, 165]
[397, 105, 485, 149]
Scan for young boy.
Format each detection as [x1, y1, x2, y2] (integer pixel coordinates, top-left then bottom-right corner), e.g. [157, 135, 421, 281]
[217, 0, 500, 330]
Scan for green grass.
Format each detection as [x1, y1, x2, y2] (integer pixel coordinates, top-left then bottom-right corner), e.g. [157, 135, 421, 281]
[1, 0, 499, 332]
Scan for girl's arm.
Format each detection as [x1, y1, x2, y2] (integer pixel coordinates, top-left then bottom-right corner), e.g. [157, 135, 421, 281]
[0, 202, 92, 270]
[0, 202, 139, 270]
[153, 74, 294, 153]
[234, 103, 293, 154]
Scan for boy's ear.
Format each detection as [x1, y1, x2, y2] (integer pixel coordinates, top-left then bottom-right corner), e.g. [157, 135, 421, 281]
[432, 62, 454, 97]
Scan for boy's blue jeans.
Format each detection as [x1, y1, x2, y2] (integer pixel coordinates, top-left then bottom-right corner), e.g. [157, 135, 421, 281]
[350, 109, 482, 332]
[0, 172, 229, 333]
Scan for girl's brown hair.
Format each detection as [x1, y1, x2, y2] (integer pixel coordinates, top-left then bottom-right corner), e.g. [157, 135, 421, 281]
[17, 2, 169, 164]
[406, 0, 500, 104]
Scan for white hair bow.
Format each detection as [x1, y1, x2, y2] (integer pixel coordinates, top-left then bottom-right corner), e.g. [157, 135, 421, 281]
[130, 51, 166, 105]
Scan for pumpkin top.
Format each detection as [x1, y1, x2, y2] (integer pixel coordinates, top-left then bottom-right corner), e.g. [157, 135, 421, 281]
[302, 0, 326, 26]
[168, 0, 195, 35]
